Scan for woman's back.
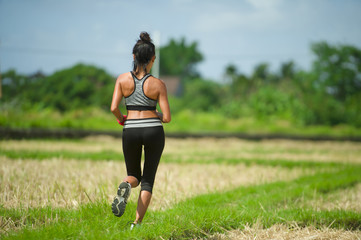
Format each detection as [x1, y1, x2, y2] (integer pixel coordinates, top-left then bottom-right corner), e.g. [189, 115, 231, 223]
[120, 72, 160, 100]
[117, 72, 169, 121]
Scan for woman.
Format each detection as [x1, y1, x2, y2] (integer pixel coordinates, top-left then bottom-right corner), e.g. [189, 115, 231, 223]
[110, 32, 171, 229]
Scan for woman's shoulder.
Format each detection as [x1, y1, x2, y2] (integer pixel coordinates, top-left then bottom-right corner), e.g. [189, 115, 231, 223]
[148, 75, 166, 87]
[116, 72, 133, 83]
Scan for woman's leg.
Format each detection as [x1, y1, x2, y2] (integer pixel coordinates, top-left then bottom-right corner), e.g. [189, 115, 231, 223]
[134, 190, 152, 224]
[112, 128, 142, 218]
[134, 126, 165, 223]
[122, 128, 142, 186]
[123, 176, 139, 188]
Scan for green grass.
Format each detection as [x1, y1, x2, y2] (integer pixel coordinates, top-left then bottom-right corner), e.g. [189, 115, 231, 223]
[2, 166, 360, 239]
[0, 107, 118, 131]
[1, 107, 361, 137]
[1, 138, 360, 239]
[0, 148, 349, 169]
[0, 149, 124, 161]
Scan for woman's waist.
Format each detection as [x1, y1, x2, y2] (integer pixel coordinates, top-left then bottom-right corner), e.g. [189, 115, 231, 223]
[124, 117, 162, 129]
[127, 110, 158, 119]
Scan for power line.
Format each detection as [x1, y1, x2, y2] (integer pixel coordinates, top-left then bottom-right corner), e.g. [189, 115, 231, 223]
[206, 52, 312, 59]
[1, 45, 311, 59]
[1, 45, 130, 58]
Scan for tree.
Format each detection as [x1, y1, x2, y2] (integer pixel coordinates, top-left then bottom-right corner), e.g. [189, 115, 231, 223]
[38, 64, 115, 111]
[223, 64, 250, 98]
[182, 78, 222, 111]
[311, 41, 361, 101]
[159, 38, 203, 77]
[280, 60, 296, 80]
[252, 63, 270, 80]
[1, 64, 115, 111]
[0, 69, 29, 102]
[224, 64, 238, 84]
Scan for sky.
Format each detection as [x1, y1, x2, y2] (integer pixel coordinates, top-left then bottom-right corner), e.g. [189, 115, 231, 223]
[1, 0, 361, 81]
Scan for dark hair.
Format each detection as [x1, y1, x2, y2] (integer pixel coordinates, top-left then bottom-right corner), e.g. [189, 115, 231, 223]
[132, 32, 155, 75]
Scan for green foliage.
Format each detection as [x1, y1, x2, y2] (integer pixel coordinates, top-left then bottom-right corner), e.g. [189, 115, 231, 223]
[248, 86, 308, 122]
[41, 64, 115, 111]
[344, 93, 361, 126]
[181, 78, 222, 111]
[311, 41, 361, 101]
[1, 64, 115, 112]
[0, 106, 118, 130]
[1, 40, 361, 132]
[159, 37, 203, 77]
[1, 70, 30, 102]
[280, 60, 296, 80]
[219, 42, 361, 128]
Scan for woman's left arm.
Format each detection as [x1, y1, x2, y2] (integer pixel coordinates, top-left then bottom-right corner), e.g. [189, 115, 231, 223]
[157, 80, 171, 123]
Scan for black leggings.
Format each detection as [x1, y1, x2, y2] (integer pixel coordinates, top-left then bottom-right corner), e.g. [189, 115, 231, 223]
[122, 125, 165, 193]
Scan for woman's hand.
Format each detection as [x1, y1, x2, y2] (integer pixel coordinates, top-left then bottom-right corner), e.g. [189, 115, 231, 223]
[117, 115, 127, 126]
[156, 111, 164, 122]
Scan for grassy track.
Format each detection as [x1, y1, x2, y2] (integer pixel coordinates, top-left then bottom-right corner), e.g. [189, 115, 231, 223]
[1, 167, 360, 239]
[1, 138, 361, 239]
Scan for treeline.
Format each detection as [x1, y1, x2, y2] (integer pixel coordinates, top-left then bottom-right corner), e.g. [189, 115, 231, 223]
[1, 64, 114, 111]
[168, 40, 361, 127]
[1, 39, 360, 128]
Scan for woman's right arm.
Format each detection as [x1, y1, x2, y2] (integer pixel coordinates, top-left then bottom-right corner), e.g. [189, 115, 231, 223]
[110, 75, 125, 122]
[157, 80, 171, 123]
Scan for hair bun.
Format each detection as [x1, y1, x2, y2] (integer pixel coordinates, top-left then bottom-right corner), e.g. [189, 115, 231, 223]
[140, 32, 152, 42]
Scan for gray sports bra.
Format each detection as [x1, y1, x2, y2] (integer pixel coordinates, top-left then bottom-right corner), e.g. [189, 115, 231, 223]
[125, 72, 157, 111]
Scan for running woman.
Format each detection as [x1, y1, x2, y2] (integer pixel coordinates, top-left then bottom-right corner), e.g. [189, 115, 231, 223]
[110, 32, 171, 229]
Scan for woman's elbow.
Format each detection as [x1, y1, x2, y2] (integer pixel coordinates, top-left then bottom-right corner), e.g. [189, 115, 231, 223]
[110, 106, 118, 114]
[163, 115, 171, 123]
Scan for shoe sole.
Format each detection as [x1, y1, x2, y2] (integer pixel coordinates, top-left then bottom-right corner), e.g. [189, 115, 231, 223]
[111, 182, 131, 217]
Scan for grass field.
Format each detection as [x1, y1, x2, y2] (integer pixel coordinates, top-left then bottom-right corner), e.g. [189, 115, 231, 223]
[2, 107, 361, 137]
[1, 137, 361, 239]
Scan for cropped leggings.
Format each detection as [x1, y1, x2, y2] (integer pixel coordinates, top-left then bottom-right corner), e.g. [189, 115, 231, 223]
[122, 118, 165, 194]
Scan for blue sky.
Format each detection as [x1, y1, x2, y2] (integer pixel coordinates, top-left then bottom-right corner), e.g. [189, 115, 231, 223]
[1, 0, 361, 81]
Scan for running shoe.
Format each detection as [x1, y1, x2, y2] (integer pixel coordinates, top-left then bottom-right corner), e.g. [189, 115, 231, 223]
[111, 182, 131, 217]
[130, 222, 141, 230]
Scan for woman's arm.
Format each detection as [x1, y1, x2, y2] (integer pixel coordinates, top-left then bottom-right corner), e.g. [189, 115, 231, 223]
[157, 80, 171, 123]
[110, 76, 125, 122]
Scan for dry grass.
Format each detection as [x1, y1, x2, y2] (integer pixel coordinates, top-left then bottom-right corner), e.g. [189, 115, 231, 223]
[1, 137, 360, 211]
[165, 138, 361, 164]
[0, 157, 121, 209]
[153, 163, 310, 210]
[207, 223, 361, 240]
[2, 137, 360, 164]
[306, 183, 361, 212]
[0, 157, 308, 210]
[1, 137, 360, 236]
